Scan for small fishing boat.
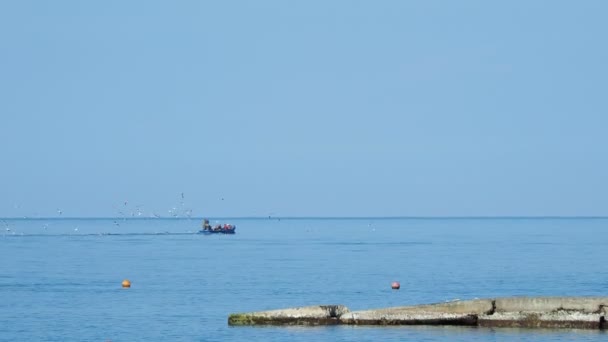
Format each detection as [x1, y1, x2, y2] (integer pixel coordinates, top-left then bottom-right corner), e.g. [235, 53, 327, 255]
[198, 221, 236, 235]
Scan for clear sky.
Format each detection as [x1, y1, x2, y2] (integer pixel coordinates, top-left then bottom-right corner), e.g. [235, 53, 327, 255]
[1, 1, 607, 218]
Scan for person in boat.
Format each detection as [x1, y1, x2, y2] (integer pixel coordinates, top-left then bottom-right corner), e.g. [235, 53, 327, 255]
[213, 224, 222, 231]
[202, 219, 211, 231]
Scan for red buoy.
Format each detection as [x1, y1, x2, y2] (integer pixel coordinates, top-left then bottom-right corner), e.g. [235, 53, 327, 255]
[391, 281, 400, 290]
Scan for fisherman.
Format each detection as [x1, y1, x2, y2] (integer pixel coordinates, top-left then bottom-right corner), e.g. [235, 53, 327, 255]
[202, 219, 211, 231]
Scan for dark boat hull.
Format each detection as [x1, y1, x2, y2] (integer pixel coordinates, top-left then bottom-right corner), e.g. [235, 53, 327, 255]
[198, 228, 236, 235]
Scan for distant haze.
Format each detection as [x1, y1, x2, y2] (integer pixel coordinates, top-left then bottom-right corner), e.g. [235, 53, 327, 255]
[1, 1, 607, 218]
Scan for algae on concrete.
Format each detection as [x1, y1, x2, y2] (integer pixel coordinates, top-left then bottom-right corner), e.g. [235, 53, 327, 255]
[228, 314, 257, 326]
[228, 297, 608, 330]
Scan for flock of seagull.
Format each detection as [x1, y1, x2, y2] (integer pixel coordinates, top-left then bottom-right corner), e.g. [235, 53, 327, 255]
[2, 193, 208, 235]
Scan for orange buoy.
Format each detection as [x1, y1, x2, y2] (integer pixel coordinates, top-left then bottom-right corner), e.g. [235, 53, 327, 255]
[122, 279, 131, 288]
[391, 281, 400, 290]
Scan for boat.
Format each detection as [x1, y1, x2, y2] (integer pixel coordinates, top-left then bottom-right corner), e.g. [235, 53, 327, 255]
[198, 222, 236, 235]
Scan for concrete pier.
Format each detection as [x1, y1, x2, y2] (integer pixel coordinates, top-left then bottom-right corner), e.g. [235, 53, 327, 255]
[228, 305, 349, 326]
[478, 297, 608, 329]
[228, 297, 608, 330]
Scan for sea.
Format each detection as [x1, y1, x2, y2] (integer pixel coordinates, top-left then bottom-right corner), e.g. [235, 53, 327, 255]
[1, 217, 607, 341]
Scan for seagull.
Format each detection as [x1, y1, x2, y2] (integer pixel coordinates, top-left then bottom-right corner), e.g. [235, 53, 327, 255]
[57, 209, 62, 215]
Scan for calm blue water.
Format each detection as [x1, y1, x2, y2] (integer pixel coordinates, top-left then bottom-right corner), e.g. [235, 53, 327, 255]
[1, 217, 607, 341]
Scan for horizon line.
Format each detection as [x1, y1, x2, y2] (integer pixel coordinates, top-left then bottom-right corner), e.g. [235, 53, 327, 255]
[2, 215, 608, 220]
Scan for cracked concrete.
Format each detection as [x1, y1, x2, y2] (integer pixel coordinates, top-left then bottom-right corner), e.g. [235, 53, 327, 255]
[228, 297, 608, 330]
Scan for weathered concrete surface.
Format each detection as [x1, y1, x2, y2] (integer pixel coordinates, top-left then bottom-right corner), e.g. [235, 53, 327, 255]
[494, 297, 608, 313]
[228, 305, 348, 326]
[477, 297, 608, 330]
[228, 297, 608, 329]
[478, 311, 602, 329]
[339, 299, 493, 326]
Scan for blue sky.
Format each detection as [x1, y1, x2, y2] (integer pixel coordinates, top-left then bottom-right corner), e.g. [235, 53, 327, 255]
[1, 1, 607, 218]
